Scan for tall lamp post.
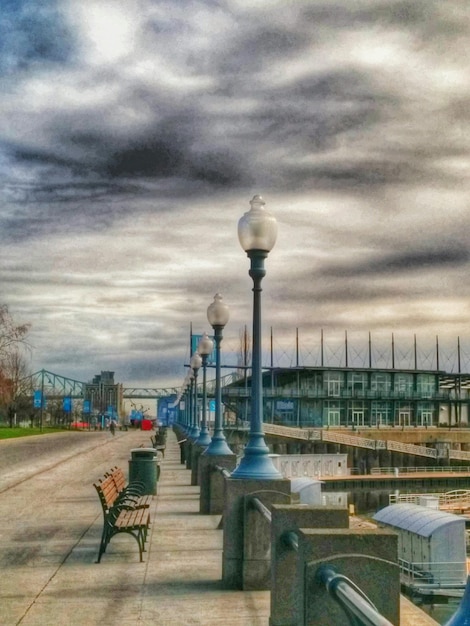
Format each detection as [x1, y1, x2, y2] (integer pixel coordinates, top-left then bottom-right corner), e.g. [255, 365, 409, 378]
[196, 332, 214, 446]
[182, 373, 191, 429]
[187, 370, 194, 434]
[190, 353, 202, 439]
[231, 195, 281, 479]
[204, 294, 233, 456]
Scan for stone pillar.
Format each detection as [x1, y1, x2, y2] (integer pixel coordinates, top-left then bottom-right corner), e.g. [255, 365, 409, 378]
[190, 442, 205, 486]
[378, 448, 392, 468]
[366, 450, 380, 473]
[297, 528, 399, 626]
[199, 453, 237, 514]
[390, 451, 403, 469]
[173, 426, 187, 464]
[270, 505, 349, 626]
[222, 478, 291, 590]
[185, 440, 193, 469]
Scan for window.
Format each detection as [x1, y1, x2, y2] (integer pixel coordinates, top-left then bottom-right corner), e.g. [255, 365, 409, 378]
[327, 410, 340, 426]
[398, 410, 411, 426]
[352, 410, 365, 427]
[348, 372, 367, 394]
[324, 372, 342, 397]
[371, 373, 392, 394]
[417, 374, 435, 398]
[371, 402, 391, 426]
[395, 374, 413, 395]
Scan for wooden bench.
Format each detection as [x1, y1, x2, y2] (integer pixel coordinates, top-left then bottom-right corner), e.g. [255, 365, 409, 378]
[150, 428, 167, 457]
[106, 466, 153, 508]
[94, 472, 151, 563]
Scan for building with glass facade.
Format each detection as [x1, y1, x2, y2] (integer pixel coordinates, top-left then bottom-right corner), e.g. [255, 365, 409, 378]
[223, 366, 469, 429]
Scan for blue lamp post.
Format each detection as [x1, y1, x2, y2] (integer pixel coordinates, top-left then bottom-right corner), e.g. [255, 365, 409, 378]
[231, 195, 282, 479]
[190, 353, 202, 439]
[196, 332, 214, 446]
[187, 370, 194, 435]
[204, 294, 233, 456]
[183, 373, 191, 429]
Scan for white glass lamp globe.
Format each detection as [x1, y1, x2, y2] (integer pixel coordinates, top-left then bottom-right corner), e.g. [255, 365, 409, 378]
[207, 293, 230, 328]
[238, 195, 277, 253]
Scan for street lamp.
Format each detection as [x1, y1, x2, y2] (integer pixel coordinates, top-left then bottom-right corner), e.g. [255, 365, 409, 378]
[182, 373, 191, 429]
[190, 353, 202, 439]
[231, 195, 282, 479]
[204, 293, 233, 456]
[196, 332, 214, 446]
[186, 370, 194, 434]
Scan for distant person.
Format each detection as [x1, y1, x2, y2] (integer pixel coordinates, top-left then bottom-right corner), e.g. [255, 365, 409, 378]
[109, 421, 116, 436]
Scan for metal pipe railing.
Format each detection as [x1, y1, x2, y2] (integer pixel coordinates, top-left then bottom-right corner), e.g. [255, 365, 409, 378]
[281, 530, 299, 552]
[250, 496, 272, 523]
[316, 565, 394, 626]
[214, 464, 231, 478]
[246, 499, 396, 625]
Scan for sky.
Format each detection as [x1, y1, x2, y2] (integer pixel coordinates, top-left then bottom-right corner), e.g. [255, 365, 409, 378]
[1, 0, 470, 391]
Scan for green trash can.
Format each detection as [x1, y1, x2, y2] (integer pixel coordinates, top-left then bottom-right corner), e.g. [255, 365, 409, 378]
[129, 448, 159, 495]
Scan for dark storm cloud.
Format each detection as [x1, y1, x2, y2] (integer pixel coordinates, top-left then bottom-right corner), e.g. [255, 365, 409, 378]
[0, 3, 385, 203]
[2, 0, 462, 215]
[303, 0, 443, 33]
[321, 247, 470, 279]
[2, 0, 470, 386]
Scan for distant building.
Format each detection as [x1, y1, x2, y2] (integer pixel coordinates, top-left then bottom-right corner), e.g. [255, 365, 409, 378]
[84, 371, 122, 421]
[223, 366, 470, 428]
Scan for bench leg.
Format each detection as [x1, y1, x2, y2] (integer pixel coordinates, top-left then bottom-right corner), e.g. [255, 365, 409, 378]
[96, 524, 111, 563]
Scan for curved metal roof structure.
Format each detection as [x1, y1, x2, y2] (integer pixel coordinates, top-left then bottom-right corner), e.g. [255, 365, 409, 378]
[373, 503, 464, 537]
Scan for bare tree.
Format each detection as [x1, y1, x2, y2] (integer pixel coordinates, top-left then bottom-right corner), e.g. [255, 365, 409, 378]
[0, 305, 30, 359]
[0, 305, 31, 422]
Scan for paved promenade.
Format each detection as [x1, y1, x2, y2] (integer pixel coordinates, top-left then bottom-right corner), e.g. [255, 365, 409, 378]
[0, 428, 439, 625]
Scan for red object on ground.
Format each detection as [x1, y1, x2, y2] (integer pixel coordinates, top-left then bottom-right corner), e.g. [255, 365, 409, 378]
[141, 419, 152, 430]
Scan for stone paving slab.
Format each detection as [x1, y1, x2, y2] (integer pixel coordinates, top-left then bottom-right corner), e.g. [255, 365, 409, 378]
[0, 428, 440, 625]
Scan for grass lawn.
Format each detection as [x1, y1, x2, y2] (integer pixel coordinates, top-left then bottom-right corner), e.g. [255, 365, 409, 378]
[0, 427, 72, 440]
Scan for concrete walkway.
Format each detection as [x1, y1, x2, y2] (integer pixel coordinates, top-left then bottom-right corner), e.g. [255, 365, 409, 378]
[0, 428, 439, 625]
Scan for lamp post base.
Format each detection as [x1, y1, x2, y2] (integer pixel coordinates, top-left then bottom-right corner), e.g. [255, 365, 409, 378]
[231, 434, 281, 480]
[189, 427, 200, 440]
[204, 435, 234, 456]
[196, 430, 212, 446]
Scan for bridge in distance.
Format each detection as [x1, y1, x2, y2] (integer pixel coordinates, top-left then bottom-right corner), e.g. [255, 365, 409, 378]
[13, 370, 470, 465]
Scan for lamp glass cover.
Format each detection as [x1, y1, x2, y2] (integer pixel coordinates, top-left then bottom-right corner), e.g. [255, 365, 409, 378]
[238, 195, 277, 252]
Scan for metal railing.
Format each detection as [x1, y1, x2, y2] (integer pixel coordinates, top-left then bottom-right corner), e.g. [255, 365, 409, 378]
[316, 565, 394, 626]
[214, 465, 231, 479]
[372, 466, 470, 475]
[262, 423, 441, 458]
[389, 488, 470, 509]
[249, 499, 394, 626]
[223, 386, 452, 402]
[398, 559, 468, 588]
[250, 496, 272, 523]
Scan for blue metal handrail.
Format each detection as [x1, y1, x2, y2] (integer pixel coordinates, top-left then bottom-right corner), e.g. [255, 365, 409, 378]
[316, 565, 394, 626]
[280, 531, 394, 626]
[250, 503, 396, 625]
[250, 496, 272, 523]
[214, 465, 231, 479]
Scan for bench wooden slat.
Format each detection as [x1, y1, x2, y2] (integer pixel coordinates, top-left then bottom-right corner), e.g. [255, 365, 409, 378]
[94, 466, 153, 563]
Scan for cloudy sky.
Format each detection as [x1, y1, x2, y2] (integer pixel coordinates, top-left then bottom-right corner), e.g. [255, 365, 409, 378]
[2, 0, 470, 390]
